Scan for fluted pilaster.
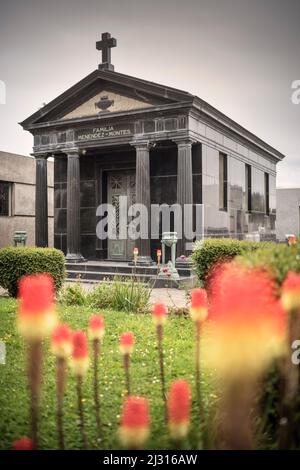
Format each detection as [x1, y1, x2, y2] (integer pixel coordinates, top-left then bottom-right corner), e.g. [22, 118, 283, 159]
[132, 141, 153, 265]
[175, 139, 193, 257]
[35, 154, 48, 247]
[66, 151, 83, 261]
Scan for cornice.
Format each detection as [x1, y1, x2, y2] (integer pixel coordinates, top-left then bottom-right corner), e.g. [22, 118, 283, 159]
[23, 101, 193, 132]
[191, 99, 284, 162]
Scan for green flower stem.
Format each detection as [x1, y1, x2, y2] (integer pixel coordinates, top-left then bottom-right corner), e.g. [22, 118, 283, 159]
[56, 356, 67, 450]
[76, 375, 88, 449]
[28, 340, 43, 449]
[156, 324, 167, 422]
[123, 353, 131, 396]
[93, 338, 101, 438]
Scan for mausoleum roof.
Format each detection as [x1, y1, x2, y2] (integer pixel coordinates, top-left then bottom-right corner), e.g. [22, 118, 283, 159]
[20, 68, 285, 162]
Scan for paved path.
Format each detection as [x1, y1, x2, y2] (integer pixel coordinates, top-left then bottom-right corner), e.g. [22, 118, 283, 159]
[150, 288, 187, 308]
[0, 287, 7, 297]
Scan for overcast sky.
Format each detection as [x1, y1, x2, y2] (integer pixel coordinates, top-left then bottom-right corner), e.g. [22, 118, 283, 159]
[0, 0, 299, 187]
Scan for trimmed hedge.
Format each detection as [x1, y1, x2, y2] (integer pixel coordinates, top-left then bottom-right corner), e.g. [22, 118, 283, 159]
[0, 247, 65, 297]
[191, 238, 272, 284]
[237, 240, 300, 285]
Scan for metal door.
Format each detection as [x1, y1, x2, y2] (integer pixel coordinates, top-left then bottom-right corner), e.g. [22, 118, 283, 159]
[107, 172, 136, 260]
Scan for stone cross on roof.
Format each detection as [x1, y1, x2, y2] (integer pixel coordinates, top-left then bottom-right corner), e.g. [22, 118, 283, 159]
[96, 32, 117, 71]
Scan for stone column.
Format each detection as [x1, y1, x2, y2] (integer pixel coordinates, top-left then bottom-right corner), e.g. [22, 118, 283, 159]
[35, 154, 49, 247]
[66, 150, 83, 262]
[175, 139, 193, 258]
[132, 141, 154, 265]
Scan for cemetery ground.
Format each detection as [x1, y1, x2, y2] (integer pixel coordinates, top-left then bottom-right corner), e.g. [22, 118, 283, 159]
[0, 296, 214, 450]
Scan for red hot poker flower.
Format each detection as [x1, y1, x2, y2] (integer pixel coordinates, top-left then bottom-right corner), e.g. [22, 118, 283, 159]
[88, 314, 105, 341]
[119, 332, 135, 355]
[133, 247, 139, 259]
[72, 331, 88, 358]
[288, 235, 297, 246]
[71, 330, 89, 376]
[13, 437, 34, 450]
[168, 380, 191, 440]
[281, 271, 300, 312]
[152, 302, 168, 326]
[204, 263, 287, 377]
[18, 273, 54, 315]
[17, 273, 57, 340]
[51, 324, 73, 358]
[190, 288, 208, 323]
[119, 396, 150, 448]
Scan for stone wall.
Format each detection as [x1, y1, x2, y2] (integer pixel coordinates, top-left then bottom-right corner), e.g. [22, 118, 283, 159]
[0, 152, 54, 248]
[189, 115, 277, 239]
[276, 188, 300, 241]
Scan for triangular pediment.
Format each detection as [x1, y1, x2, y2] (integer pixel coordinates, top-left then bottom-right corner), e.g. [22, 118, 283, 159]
[20, 69, 194, 129]
[60, 88, 155, 120]
[19, 69, 285, 163]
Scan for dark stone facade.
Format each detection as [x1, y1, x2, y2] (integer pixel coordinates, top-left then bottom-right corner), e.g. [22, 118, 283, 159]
[53, 141, 202, 260]
[21, 65, 284, 262]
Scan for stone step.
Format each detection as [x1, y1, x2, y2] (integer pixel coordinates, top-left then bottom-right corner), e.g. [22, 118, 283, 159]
[67, 270, 154, 281]
[66, 269, 197, 289]
[65, 262, 193, 277]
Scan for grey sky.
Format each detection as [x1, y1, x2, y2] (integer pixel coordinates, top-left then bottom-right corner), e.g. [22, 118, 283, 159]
[0, 0, 299, 187]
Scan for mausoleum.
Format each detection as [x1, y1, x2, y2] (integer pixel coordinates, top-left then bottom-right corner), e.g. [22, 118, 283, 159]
[21, 33, 284, 272]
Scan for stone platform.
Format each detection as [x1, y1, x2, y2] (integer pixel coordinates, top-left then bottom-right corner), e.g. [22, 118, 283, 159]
[66, 260, 197, 289]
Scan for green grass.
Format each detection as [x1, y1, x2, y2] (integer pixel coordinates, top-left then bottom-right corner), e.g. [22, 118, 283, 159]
[0, 297, 215, 450]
